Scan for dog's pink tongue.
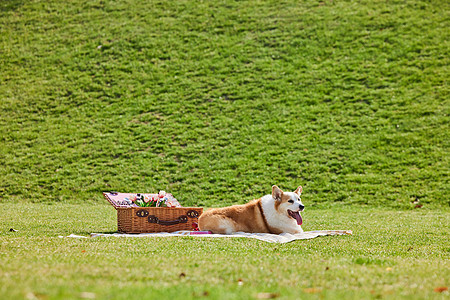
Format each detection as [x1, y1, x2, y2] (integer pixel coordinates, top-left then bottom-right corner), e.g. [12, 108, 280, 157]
[289, 210, 303, 225]
[294, 212, 303, 225]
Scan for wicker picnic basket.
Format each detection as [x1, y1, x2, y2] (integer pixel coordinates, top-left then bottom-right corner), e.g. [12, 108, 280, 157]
[103, 192, 203, 233]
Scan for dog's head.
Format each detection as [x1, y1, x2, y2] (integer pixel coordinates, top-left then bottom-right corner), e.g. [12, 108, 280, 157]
[272, 185, 304, 225]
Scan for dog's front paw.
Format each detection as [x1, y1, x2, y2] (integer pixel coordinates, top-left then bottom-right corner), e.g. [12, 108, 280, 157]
[294, 228, 304, 234]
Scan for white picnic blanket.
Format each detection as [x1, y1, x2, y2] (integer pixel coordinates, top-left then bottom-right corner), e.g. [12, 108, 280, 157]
[62, 230, 352, 244]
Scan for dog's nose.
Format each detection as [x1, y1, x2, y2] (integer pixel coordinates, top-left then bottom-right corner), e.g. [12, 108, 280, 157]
[299, 204, 305, 211]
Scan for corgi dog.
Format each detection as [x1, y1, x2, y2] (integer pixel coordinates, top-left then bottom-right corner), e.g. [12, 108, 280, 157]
[198, 185, 305, 234]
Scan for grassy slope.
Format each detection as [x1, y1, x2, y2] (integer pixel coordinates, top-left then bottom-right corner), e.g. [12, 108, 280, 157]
[1, 204, 449, 300]
[1, 3, 449, 299]
[0, 0, 448, 208]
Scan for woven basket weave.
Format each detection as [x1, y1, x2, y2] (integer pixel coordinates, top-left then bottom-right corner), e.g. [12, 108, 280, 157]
[104, 192, 203, 233]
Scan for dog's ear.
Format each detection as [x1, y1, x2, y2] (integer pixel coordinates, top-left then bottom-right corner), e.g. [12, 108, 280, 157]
[272, 185, 283, 201]
[294, 186, 303, 196]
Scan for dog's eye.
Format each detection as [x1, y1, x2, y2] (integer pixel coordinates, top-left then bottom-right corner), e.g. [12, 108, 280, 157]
[288, 200, 294, 204]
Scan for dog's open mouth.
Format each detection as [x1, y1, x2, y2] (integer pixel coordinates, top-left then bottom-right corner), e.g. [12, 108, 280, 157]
[288, 210, 303, 225]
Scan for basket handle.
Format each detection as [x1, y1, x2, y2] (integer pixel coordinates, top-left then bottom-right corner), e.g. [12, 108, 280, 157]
[147, 215, 188, 226]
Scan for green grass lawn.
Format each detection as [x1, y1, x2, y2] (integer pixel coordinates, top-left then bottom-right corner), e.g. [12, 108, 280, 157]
[1, 0, 449, 299]
[0, 0, 448, 208]
[1, 203, 449, 300]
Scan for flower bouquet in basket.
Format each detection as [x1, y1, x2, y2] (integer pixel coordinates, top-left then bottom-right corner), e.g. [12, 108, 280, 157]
[129, 191, 181, 208]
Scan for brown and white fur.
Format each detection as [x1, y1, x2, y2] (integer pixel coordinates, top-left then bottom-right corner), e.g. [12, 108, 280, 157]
[198, 185, 305, 234]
